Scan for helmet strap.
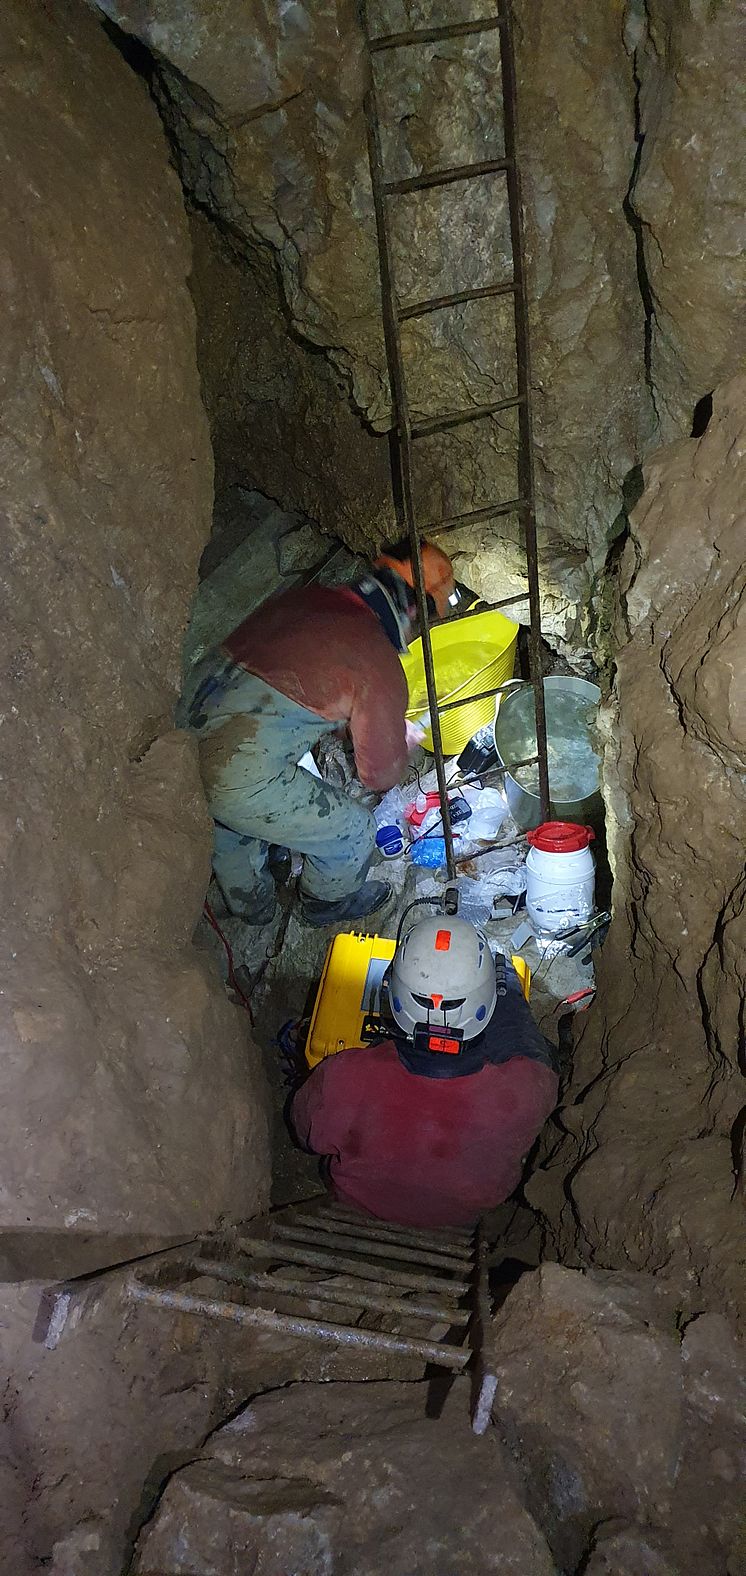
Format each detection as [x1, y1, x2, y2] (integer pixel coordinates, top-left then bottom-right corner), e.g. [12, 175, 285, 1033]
[394, 1029, 489, 1080]
[355, 571, 412, 653]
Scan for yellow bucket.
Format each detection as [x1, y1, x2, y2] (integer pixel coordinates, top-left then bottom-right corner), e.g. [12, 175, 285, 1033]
[400, 608, 519, 756]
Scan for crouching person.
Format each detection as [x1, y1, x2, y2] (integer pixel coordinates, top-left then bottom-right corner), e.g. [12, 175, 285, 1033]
[291, 916, 558, 1229]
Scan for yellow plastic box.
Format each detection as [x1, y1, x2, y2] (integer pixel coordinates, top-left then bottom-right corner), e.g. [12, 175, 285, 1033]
[305, 931, 530, 1068]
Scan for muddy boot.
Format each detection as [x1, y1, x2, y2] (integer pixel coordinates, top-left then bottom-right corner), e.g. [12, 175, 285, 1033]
[299, 880, 393, 929]
[217, 882, 278, 927]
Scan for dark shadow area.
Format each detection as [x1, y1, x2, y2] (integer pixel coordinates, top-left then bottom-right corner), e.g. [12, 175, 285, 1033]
[100, 14, 155, 82]
[691, 390, 714, 437]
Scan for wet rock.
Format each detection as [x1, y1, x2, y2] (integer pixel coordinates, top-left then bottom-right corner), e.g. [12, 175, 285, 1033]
[0, 0, 270, 1277]
[583, 1526, 677, 1576]
[630, 0, 746, 437]
[528, 376, 746, 1324]
[490, 1264, 746, 1576]
[490, 1264, 683, 1570]
[132, 1379, 558, 1575]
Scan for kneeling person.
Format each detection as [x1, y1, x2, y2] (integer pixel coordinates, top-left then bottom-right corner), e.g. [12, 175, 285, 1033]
[291, 917, 558, 1229]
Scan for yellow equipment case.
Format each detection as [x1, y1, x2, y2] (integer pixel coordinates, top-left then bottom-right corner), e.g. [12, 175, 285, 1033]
[305, 931, 531, 1069]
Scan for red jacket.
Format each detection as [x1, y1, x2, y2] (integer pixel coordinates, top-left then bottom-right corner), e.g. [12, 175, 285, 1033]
[223, 585, 409, 791]
[291, 1041, 558, 1229]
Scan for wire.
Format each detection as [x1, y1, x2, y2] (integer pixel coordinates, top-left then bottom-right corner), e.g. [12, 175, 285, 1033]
[525, 943, 560, 991]
[395, 894, 444, 946]
[203, 900, 254, 1022]
[409, 759, 426, 795]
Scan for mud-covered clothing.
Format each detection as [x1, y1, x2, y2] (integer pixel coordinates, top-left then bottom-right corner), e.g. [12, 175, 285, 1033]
[223, 584, 410, 792]
[185, 665, 377, 911]
[291, 986, 559, 1229]
[181, 584, 411, 912]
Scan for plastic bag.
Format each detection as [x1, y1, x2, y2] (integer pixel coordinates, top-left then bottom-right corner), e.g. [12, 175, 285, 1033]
[463, 785, 508, 840]
[373, 785, 409, 832]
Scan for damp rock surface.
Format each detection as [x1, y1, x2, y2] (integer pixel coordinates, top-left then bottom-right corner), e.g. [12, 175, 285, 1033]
[91, 0, 746, 645]
[490, 1263, 746, 1576]
[0, 0, 270, 1275]
[631, 0, 746, 437]
[131, 1378, 558, 1575]
[527, 375, 746, 1323]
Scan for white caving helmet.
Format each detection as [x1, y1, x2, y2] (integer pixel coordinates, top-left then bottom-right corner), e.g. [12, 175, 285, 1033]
[388, 915, 497, 1046]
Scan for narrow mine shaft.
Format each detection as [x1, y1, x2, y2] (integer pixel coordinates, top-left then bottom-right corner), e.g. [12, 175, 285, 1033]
[2, 4, 744, 1574]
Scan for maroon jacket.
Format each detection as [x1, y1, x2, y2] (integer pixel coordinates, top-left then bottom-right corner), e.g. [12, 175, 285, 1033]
[291, 1041, 558, 1230]
[223, 585, 409, 791]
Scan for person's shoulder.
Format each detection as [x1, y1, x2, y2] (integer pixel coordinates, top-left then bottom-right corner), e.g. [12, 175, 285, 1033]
[483, 1053, 559, 1088]
[320, 1040, 399, 1074]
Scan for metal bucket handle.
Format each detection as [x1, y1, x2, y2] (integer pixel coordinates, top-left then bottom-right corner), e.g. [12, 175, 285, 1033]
[493, 677, 527, 713]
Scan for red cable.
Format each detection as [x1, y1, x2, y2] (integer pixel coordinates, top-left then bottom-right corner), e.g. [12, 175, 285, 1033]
[203, 900, 254, 1023]
[563, 987, 595, 1007]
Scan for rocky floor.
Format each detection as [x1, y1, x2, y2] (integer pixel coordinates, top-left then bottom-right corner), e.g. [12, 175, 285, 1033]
[130, 1263, 746, 1576]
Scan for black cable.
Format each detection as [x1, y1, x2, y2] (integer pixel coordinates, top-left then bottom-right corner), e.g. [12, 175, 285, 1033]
[530, 943, 561, 989]
[395, 894, 444, 946]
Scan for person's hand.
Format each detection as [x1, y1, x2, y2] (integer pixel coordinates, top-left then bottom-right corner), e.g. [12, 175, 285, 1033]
[405, 720, 426, 753]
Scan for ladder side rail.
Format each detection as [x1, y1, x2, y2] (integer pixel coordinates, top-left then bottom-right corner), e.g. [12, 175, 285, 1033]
[361, 6, 457, 880]
[498, 2, 551, 821]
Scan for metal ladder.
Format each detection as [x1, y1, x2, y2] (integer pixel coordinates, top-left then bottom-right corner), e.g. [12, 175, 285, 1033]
[127, 1199, 498, 1433]
[360, 1, 550, 877]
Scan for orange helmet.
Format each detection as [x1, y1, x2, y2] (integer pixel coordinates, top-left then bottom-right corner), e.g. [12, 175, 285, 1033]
[374, 539, 455, 621]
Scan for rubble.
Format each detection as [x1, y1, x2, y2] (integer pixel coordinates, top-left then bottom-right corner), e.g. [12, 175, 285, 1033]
[490, 1263, 746, 1576]
[131, 1379, 558, 1576]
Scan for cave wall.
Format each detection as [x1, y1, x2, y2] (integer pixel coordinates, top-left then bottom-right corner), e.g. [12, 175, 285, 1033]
[630, 0, 746, 436]
[528, 375, 745, 1322]
[188, 214, 393, 555]
[91, 0, 744, 648]
[0, 0, 271, 1281]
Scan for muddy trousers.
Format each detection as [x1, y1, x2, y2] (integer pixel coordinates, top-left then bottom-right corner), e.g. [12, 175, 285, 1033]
[183, 658, 376, 917]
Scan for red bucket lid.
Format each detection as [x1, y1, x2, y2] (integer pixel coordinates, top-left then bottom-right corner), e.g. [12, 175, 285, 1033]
[526, 820, 595, 853]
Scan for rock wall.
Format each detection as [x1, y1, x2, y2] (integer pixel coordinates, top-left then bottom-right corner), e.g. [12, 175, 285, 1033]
[629, 0, 746, 436]
[90, 0, 745, 649]
[188, 214, 393, 555]
[528, 376, 746, 1321]
[0, 0, 270, 1280]
[490, 1263, 746, 1575]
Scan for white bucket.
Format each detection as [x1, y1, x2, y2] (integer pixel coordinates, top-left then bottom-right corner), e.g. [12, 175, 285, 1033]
[525, 822, 595, 935]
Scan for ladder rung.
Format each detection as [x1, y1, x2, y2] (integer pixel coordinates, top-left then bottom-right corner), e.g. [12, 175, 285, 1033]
[129, 1281, 468, 1370]
[236, 1235, 470, 1295]
[383, 157, 511, 196]
[270, 1221, 470, 1274]
[191, 1259, 471, 1326]
[427, 498, 527, 536]
[412, 396, 523, 441]
[398, 280, 516, 320]
[369, 16, 505, 52]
